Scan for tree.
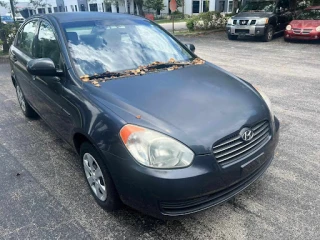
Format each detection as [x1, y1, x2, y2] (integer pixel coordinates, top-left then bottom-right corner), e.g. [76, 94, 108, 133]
[144, 0, 165, 14]
[134, 0, 145, 16]
[30, 0, 51, 11]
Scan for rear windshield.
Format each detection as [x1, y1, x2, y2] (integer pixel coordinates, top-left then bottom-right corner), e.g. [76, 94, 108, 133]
[62, 19, 193, 77]
[297, 9, 320, 20]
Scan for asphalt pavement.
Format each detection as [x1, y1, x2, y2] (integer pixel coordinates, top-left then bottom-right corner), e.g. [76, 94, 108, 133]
[0, 33, 319, 239]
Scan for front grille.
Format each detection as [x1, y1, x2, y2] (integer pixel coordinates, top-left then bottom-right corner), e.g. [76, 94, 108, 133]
[213, 121, 271, 164]
[235, 29, 249, 34]
[239, 20, 249, 25]
[233, 20, 237, 25]
[292, 28, 301, 34]
[250, 20, 256, 25]
[293, 28, 313, 34]
[302, 29, 312, 34]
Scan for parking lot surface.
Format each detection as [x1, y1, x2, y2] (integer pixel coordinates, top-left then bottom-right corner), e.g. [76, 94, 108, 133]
[0, 33, 319, 239]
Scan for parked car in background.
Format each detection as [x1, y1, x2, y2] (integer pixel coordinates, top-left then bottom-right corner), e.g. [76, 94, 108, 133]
[226, 0, 293, 41]
[285, 6, 320, 41]
[0, 15, 14, 24]
[9, 12, 279, 218]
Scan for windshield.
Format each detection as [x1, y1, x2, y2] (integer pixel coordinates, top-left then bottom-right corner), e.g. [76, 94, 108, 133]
[1, 16, 13, 21]
[62, 19, 193, 77]
[241, 1, 275, 12]
[297, 9, 320, 20]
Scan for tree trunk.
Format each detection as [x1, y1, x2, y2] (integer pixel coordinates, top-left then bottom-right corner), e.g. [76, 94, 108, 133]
[135, 0, 144, 16]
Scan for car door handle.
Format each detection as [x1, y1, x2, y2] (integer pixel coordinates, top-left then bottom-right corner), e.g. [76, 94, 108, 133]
[11, 53, 17, 62]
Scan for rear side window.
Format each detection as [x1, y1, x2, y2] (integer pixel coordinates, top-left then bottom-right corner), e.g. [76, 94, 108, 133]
[35, 21, 61, 67]
[16, 20, 38, 56]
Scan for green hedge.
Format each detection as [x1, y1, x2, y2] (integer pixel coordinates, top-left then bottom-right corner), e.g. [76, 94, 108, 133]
[186, 11, 229, 31]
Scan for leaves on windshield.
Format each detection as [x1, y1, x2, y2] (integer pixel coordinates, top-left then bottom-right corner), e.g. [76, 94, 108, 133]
[80, 58, 205, 87]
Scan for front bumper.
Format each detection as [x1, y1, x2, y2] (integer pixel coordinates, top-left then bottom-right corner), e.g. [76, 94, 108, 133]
[105, 117, 280, 218]
[285, 30, 320, 40]
[226, 24, 267, 37]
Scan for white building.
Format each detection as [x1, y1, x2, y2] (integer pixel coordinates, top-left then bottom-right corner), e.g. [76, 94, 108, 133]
[1, 0, 233, 20]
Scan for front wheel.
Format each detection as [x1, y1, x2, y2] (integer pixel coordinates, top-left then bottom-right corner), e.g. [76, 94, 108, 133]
[262, 25, 274, 42]
[80, 142, 122, 211]
[228, 34, 238, 40]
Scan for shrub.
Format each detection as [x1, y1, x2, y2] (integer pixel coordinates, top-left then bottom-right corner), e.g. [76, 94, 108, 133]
[186, 11, 229, 31]
[0, 22, 20, 53]
[186, 19, 195, 31]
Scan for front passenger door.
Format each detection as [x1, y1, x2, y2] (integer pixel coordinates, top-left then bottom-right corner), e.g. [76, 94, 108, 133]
[30, 20, 73, 140]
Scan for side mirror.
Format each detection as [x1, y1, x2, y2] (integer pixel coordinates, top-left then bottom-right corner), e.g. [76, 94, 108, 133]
[185, 43, 195, 53]
[236, 8, 239, 13]
[27, 58, 62, 76]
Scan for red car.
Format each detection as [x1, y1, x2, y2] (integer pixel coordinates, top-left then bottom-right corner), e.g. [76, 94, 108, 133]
[285, 6, 320, 41]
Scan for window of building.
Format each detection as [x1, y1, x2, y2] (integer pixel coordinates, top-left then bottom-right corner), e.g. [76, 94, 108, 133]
[38, 8, 46, 14]
[71, 5, 74, 12]
[75, 5, 78, 11]
[53, 7, 58, 12]
[192, 1, 200, 13]
[48, 7, 52, 13]
[59, 6, 63, 12]
[219, 1, 225, 12]
[203, 0, 210, 12]
[16, 20, 38, 57]
[89, 3, 98, 11]
[228, 1, 233, 12]
[65, 6, 68, 12]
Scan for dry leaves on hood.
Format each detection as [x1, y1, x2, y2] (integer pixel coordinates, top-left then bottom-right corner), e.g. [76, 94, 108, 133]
[80, 57, 205, 87]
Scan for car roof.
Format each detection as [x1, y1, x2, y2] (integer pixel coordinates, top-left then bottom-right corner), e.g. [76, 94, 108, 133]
[36, 12, 143, 23]
[305, 5, 320, 10]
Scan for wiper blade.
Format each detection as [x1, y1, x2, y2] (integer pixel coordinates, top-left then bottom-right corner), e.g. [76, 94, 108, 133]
[80, 58, 205, 87]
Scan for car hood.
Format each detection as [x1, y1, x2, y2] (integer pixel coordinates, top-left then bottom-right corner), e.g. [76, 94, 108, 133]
[233, 12, 273, 19]
[88, 63, 269, 155]
[290, 20, 320, 28]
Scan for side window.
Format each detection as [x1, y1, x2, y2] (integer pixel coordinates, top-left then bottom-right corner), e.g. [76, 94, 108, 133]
[16, 20, 38, 56]
[36, 21, 61, 68]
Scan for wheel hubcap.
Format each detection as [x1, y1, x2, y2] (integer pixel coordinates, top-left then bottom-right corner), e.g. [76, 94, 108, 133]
[83, 153, 107, 201]
[16, 86, 26, 112]
[268, 30, 273, 40]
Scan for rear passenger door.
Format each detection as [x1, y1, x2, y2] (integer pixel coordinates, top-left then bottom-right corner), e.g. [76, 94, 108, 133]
[11, 19, 39, 105]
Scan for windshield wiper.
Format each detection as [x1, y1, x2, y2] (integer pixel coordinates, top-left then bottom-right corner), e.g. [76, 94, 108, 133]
[80, 58, 205, 86]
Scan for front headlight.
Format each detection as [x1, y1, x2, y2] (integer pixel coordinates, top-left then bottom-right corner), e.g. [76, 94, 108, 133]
[286, 25, 292, 31]
[227, 18, 233, 25]
[254, 87, 274, 122]
[256, 18, 268, 25]
[316, 26, 320, 32]
[120, 124, 194, 168]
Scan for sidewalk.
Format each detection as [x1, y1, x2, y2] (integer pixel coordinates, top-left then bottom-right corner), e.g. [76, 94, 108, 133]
[159, 21, 187, 31]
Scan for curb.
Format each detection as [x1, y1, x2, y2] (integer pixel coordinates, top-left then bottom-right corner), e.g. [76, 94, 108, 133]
[173, 29, 225, 36]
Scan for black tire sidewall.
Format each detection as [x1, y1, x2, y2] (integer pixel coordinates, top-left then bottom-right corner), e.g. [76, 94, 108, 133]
[263, 25, 274, 42]
[80, 142, 121, 211]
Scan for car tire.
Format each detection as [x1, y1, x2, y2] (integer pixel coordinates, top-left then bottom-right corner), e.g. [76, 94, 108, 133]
[80, 142, 122, 211]
[15, 83, 38, 119]
[228, 34, 238, 40]
[262, 25, 274, 42]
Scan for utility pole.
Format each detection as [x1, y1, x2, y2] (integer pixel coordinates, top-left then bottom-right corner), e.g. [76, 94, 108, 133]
[10, 0, 16, 22]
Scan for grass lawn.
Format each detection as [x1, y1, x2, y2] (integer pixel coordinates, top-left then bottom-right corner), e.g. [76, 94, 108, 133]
[154, 19, 186, 24]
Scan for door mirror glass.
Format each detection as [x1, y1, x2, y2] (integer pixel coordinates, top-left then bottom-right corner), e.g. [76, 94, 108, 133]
[185, 43, 195, 53]
[27, 58, 62, 76]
